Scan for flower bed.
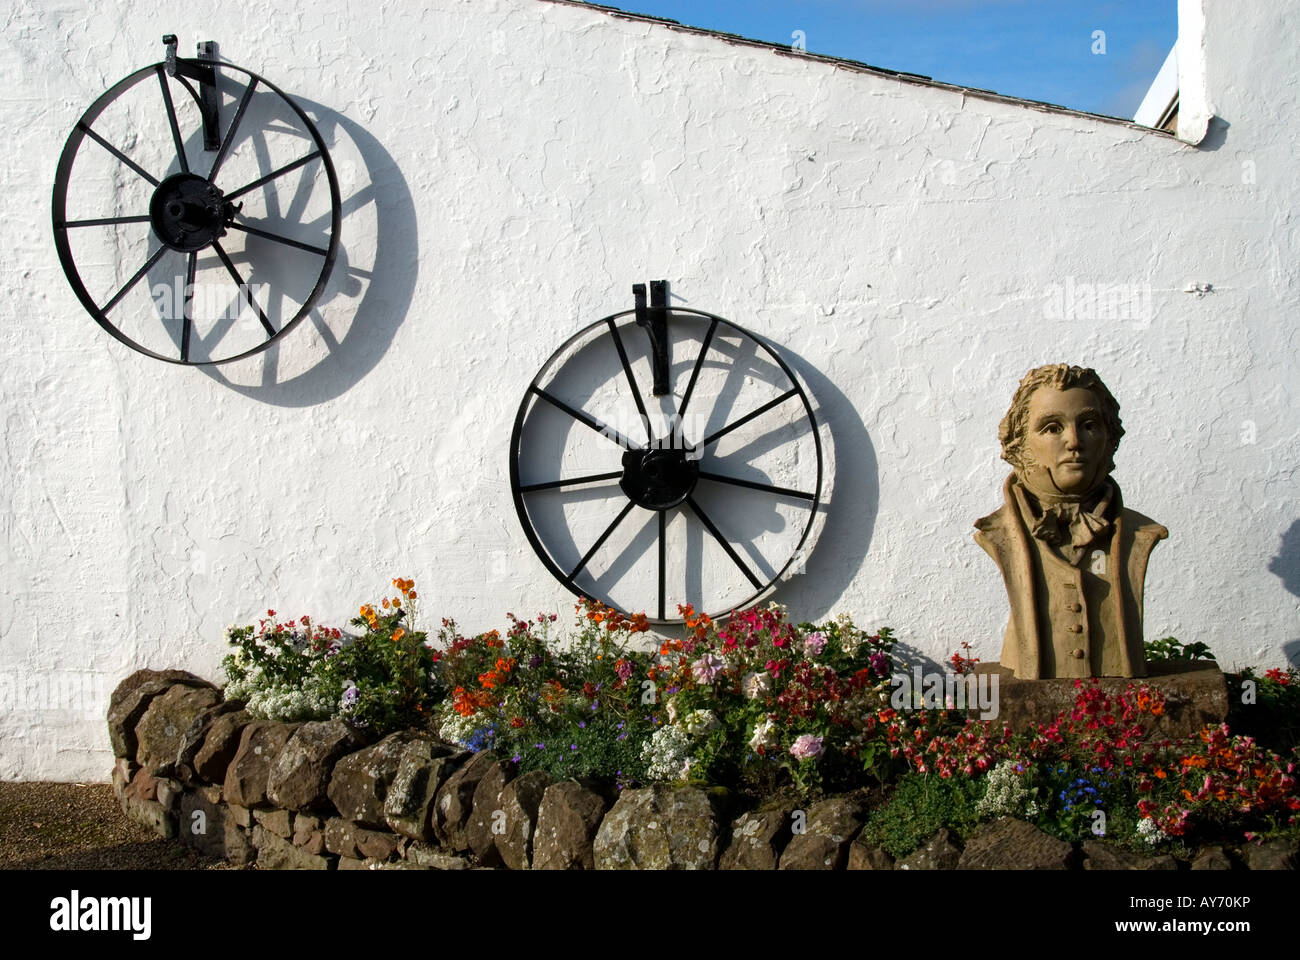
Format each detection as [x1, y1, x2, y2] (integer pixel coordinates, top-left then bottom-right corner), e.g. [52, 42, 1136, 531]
[105, 580, 1300, 869]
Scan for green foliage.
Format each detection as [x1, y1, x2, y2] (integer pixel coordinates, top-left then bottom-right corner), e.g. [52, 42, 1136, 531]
[861, 772, 983, 859]
[1144, 636, 1216, 662]
[1227, 665, 1300, 755]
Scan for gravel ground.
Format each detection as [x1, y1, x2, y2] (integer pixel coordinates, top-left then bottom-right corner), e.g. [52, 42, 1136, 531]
[0, 782, 236, 870]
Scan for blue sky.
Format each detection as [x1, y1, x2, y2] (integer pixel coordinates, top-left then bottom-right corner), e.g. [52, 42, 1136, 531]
[585, 0, 1176, 119]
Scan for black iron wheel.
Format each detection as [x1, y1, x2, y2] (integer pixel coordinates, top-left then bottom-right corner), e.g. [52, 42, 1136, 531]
[51, 53, 341, 364]
[510, 304, 823, 624]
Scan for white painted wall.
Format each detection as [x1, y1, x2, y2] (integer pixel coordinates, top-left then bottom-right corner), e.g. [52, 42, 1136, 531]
[2, 0, 1296, 780]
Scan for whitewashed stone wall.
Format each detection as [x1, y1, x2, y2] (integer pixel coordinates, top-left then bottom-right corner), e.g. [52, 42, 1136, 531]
[1, 0, 1296, 779]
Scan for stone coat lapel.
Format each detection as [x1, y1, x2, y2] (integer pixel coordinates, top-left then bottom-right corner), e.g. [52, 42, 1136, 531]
[974, 474, 1168, 679]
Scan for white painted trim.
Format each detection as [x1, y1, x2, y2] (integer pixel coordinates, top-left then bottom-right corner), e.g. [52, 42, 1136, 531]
[1175, 0, 1214, 144]
[1133, 43, 1178, 128]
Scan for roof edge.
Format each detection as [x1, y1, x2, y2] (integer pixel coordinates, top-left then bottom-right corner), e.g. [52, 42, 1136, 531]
[538, 0, 1179, 140]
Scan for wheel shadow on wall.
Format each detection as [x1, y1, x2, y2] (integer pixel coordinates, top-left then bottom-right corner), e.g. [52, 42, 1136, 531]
[194, 97, 417, 405]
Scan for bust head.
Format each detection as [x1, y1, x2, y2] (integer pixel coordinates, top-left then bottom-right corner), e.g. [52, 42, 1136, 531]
[998, 364, 1124, 500]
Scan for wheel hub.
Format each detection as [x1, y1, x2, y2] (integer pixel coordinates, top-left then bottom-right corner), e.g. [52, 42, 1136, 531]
[149, 173, 235, 252]
[620, 443, 699, 510]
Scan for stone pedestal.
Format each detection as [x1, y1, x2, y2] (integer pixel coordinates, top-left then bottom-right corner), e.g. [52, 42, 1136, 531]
[971, 659, 1228, 740]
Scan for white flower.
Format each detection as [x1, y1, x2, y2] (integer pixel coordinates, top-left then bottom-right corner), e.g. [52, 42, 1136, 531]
[642, 725, 694, 781]
[1136, 817, 1163, 847]
[976, 760, 1036, 819]
[666, 696, 680, 724]
[684, 709, 720, 737]
[748, 717, 777, 751]
[742, 671, 770, 700]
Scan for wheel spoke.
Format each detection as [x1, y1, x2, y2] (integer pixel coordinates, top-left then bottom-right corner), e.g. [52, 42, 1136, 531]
[180, 252, 197, 362]
[697, 470, 815, 501]
[567, 500, 637, 582]
[520, 471, 622, 493]
[678, 317, 717, 417]
[156, 66, 189, 174]
[607, 319, 649, 440]
[100, 245, 168, 315]
[212, 240, 275, 337]
[686, 495, 763, 590]
[208, 78, 259, 182]
[61, 215, 151, 228]
[224, 151, 322, 202]
[78, 123, 159, 187]
[529, 386, 644, 451]
[227, 220, 330, 256]
[658, 509, 667, 620]
[700, 388, 799, 449]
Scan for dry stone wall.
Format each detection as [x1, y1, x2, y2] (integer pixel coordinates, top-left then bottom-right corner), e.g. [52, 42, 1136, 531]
[108, 670, 1296, 870]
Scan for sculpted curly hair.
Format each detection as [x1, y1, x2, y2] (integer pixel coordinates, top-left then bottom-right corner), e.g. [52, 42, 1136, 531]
[998, 363, 1124, 476]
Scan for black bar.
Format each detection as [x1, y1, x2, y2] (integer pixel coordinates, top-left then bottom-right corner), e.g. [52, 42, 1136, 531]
[212, 240, 276, 337]
[700, 388, 799, 448]
[519, 472, 623, 493]
[100, 246, 168, 315]
[207, 77, 258, 181]
[529, 386, 643, 452]
[227, 221, 330, 256]
[78, 123, 159, 186]
[567, 500, 636, 582]
[61, 215, 152, 228]
[224, 151, 322, 202]
[686, 495, 763, 590]
[180, 251, 196, 362]
[697, 470, 816, 501]
[156, 66, 189, 174]
[658, 509, 666, 620]
[607, 318, 649, 439]
[678, 317, 717, 417]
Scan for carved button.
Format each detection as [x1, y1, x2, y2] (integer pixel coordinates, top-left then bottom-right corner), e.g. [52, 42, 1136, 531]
[1068, 603, 1082, 613]
[1071, 648, 1085, 659]
[1068, 624, 1083, 633]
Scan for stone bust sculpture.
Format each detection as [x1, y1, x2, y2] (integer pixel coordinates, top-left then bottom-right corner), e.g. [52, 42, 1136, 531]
[974, 364, 1167, 679]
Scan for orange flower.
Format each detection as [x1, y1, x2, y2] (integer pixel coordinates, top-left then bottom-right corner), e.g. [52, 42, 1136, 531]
[392, 628, 405, 643]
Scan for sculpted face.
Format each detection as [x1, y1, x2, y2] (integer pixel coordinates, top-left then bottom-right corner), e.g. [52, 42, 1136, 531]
[1019, 386, 1110, 498]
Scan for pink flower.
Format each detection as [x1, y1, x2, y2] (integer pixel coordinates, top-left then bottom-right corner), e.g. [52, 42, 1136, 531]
[803, 631, 827, 656]
[691, 653, 725, 684]
[790, 734, 824, 761]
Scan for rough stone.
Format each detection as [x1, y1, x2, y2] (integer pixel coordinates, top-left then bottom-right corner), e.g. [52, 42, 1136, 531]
[253, 808, 294, 838]
[434, 750, 500, 852]
[134, 684, 224, 775]
[193, 709, 253, 785]
[227, 803, 252, 828]
[178, 791, 255, 864]
[155, 777, 183, 812]
[383, 740, 464, 841]
[328, 732, 424, 828]
[123, 766, 158, 803]
[959, 819, 1073, 870]
[405, 842, 470, 870]
[971, 660, 1230, 740]
[719, 809, 791, 871]
[532, 780, 610, 870]
[252, 824, 333, 870]
[222, 721, 300, 808]
[898, 828, 963, 870]
[119, 768, 176, 838]
[847, 836, 895, 870]
[293, 813, 323, 842]
[1081, 839, 1177, 870]
[324, 817, 399, 860]
[778, 797, 865, 870]
[1191, 845, 1233, 870]
[495, 769, 552, 870]
[593, 784, 723, 870]
[1241, 838, 1297, 870]
[107, 669, 215, 760]
[266, 720, 365, 811]
[466, 758, 517, 866]
[174, 699, 245, 784]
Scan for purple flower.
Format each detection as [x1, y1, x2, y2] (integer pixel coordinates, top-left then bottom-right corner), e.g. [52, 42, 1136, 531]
[528, 655, 542, 669]
[535, 743, 545, 750]
[570, 744, 578, 751]
[869, 652, 889, 676]
[511, 754, 521, 763]
[790, 734, 824, 761]
[578, 720, 586, 729]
